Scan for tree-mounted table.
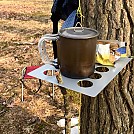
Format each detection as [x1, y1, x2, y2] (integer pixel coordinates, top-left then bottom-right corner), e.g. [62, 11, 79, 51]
[28, 57, 132, 97]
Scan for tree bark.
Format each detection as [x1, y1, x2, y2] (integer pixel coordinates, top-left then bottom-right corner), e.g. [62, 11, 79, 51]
[80, 0, 134, 134]
[60, 87, 72, 134]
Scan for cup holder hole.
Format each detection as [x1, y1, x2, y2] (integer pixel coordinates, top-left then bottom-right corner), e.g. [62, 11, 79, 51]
[89, 73, 102, 79]
[43, 70, 57, 76]
[77, 80, 93, 88]
[95, 67, 109, 72]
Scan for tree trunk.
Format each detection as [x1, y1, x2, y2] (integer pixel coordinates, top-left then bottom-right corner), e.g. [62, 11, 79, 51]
[80, 0, 134, 134]
[60, 87, 72, 134]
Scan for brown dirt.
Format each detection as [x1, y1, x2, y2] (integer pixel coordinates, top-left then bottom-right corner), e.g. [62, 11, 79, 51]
[0, 0, 79, 133]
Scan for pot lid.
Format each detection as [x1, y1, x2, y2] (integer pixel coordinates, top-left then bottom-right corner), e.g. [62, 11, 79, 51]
[58, 27, 99, 39]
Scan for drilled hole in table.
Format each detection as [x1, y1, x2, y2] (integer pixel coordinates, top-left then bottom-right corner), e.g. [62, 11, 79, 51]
[78, 80, 93, 88]
[43, 70, 57, 76]
[89, 73, 102, 79]
[95, 67, 109, 72]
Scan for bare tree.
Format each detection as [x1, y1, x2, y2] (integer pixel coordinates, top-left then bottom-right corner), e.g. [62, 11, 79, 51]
[80, 0, 134, 134]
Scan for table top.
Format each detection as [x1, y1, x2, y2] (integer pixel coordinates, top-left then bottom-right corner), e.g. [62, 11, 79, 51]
[28, 57, 132, 97]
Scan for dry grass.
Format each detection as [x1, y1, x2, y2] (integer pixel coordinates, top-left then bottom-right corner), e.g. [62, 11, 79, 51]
[0, 0, 52, 15]
[0, 0, 79, 134]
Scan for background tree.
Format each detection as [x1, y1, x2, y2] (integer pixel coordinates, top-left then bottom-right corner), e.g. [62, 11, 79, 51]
[80, 0, 134, 134]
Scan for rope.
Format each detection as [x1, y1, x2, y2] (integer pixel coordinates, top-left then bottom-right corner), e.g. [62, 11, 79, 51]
[76, 0, 84, 23]
[76, 2, 84, 130]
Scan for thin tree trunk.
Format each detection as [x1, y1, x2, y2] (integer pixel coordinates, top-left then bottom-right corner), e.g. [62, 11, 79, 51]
[80, 0, 134, 134]
[60, 87, 72, 134]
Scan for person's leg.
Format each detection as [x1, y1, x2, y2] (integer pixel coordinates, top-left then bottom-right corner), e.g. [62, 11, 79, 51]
[52, 20, 58, 59]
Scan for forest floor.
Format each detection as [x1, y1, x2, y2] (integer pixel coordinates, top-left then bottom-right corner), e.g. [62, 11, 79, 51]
[0, 0, 79, 133]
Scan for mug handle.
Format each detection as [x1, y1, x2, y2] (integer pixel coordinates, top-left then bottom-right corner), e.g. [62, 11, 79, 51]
[38, 34, 59, 64]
